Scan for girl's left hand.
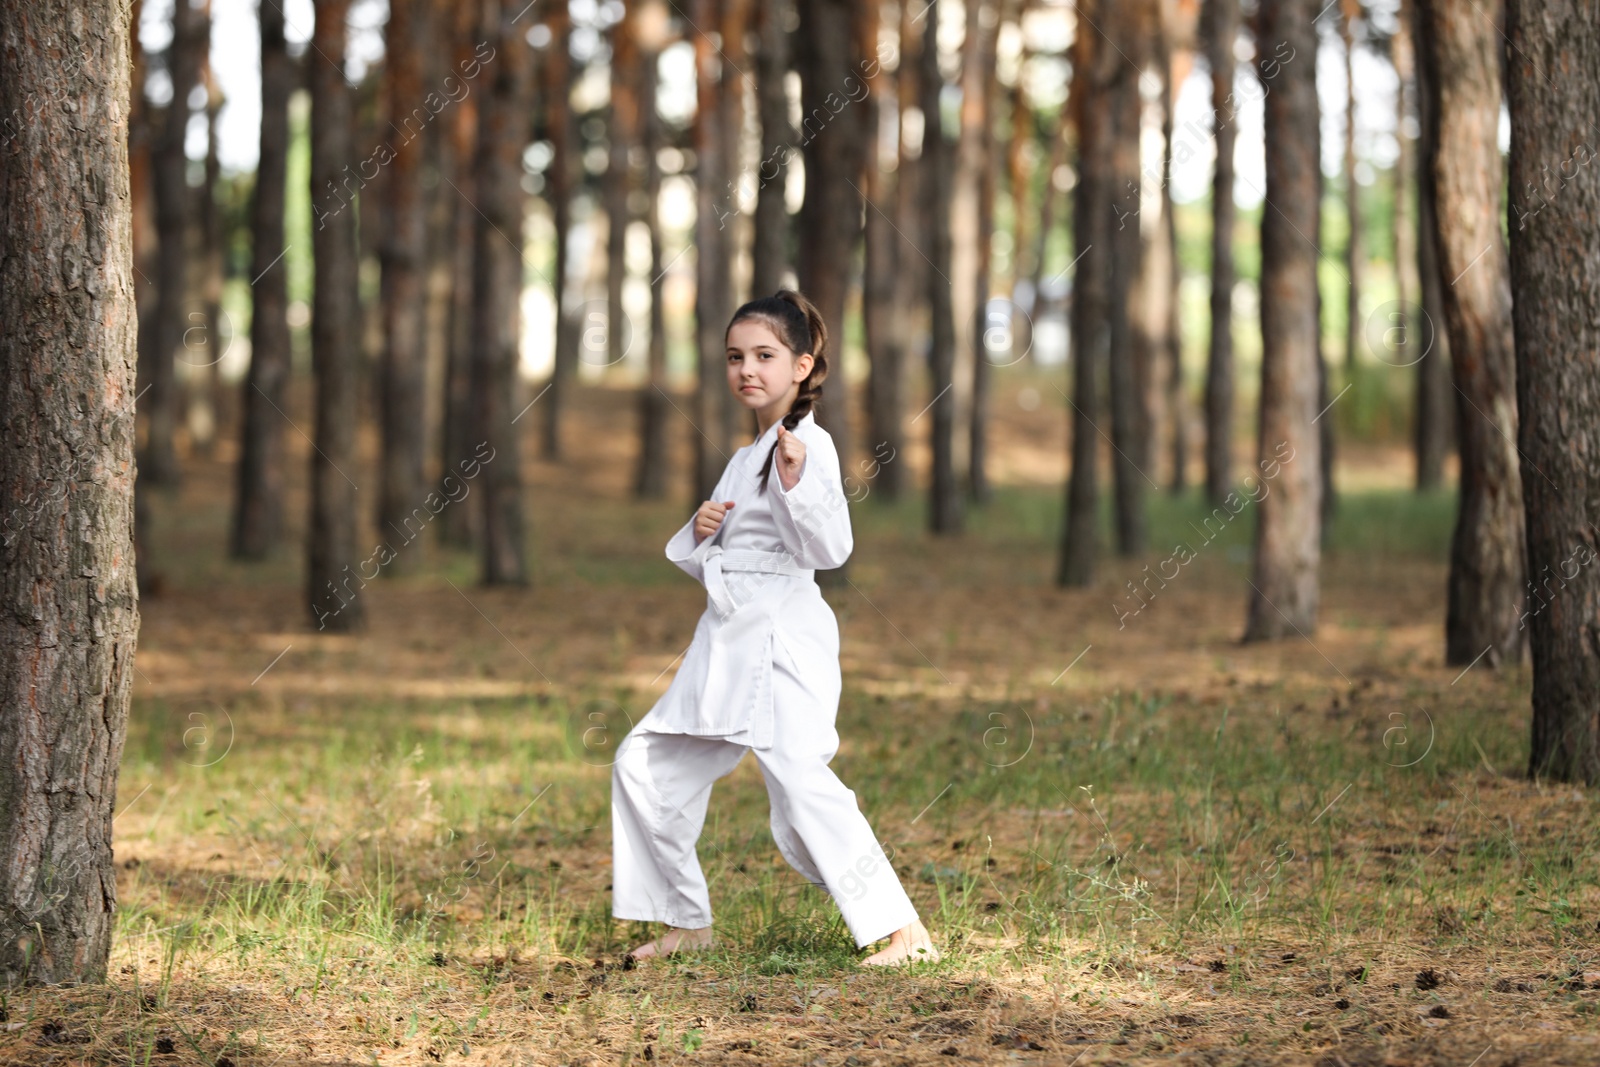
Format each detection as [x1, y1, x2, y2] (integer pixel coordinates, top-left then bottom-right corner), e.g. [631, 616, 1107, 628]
[774, 425, 806, 491]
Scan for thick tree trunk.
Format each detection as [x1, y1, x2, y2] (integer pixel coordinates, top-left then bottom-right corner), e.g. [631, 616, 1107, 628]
[1243, 0, 1322, 641]
[232, 0, 293, 560]
[1411, 0, 1454, 491]
[1418, 0, 1526, 669]
[692, 0, 732, 503]
[541, 5, 577, 461]
[472, 1, 530, 586]
[634, 13, 670, 500]
[145, 0, 206, 486]
[795, 0, 862, 479]
[0, 0, 139, 986]
[1106, 0, 1148, 557]
[750, 0, 793, 298]
[921, 0, 960, 535]
[1506, 0, 1600, 783]
[1059, 0, 1113, 586]
[307, 0, 365, 632]
[377, 0, 429, 567]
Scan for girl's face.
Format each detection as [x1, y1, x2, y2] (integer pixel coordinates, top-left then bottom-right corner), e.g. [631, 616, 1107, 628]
[725, 318, 813, 424]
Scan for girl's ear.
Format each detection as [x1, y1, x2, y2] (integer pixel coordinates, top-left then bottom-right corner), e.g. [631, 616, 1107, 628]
[794, 352, 814, 381]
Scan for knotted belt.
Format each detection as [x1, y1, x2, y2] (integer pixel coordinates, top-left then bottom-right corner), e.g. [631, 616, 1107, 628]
[702, 546, 810, 619]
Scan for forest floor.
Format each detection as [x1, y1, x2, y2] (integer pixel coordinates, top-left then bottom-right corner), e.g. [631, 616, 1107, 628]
[5, 378, 1599, 1066]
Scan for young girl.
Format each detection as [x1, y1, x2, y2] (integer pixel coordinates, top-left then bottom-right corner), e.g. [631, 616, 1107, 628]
[611, 289, 938, 967]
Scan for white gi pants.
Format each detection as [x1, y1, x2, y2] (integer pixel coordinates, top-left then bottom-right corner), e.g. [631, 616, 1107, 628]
[611, 634, 919, 949]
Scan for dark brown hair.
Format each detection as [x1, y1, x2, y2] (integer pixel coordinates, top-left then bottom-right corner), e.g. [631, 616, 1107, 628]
[725, 289, 829, 491]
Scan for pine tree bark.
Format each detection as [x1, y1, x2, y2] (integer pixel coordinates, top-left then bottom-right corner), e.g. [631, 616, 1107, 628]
[1059, 0, 1113, 585]
[541, 4, 577, 461]
[307, 0, 366, 631]
[1417, 0, 1526, 668]
[0, 0, 140, 985]
[439, 0, 484, 548]
[1410, 0, 1454, 491]
[606, 9, 638, 375]
[1506, 0, 1600, 783]
[378, 0, 429, 567]
[967, 0, 1007, 506]
[634, 4, 670, 499]
[472, 0, 530, 586]
[145, 0, 207, 486]
[1106, 0, 1148, 557]
[1243, 0, 1322, 641]
[192, 27, 223, 459]
[795, 0, 863, 479]
[750, 0, 793, 298]
[923, 0, 961, 535]
[1340, 0, 1363, 376]
[859, 0, 902, 498]
[232, 0, 293, 560]
[692, 0, 732, 503]
[881, 0, 926, 503]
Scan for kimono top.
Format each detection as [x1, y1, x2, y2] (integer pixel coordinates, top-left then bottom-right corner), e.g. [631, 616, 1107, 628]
[638, 410, 853, 748]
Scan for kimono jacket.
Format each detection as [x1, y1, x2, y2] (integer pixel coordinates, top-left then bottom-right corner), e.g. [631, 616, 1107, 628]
[637, 410, 853, 749]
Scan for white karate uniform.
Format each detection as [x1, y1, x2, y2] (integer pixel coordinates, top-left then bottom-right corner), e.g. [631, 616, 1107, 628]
[611, 411, 920, 948]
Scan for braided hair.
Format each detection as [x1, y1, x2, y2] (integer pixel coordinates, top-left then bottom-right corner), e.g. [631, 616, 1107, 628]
[726, 289, 829, 492]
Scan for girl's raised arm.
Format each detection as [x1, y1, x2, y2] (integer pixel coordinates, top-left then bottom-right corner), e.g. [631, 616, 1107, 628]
[771, 425, 853, 570]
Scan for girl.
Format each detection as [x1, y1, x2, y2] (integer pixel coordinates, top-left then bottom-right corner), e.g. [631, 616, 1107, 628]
[611, 289, 938, 967]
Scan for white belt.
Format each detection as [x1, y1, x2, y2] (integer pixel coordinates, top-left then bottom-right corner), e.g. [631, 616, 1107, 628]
[703, 546, 810, 618]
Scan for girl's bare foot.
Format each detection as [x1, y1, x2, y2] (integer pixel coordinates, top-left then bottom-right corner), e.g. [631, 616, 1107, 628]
[860, 919, 939, 966]
[626, 925, 714, 960]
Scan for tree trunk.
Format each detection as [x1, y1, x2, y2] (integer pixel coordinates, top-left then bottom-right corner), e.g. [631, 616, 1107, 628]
[968, 0, 1006, 505]
[634, 9, 670, 500]
[1106, 0, 1148, 557]
[1059, 0, 1113, 586]
[750, 0, 793, 298]
[191, 29, 223, 459]
[880, 0, 925, 502]
[0, 0, 140, 986]
[1506, 0, 1600, 783]
[472, 0, 530, 586]
[439, 0, 483, 548]
[146, 0, 206, 486]
[307, 0, 365, 632]
[606, 8, 638, 375]
[692, 0, 732, 503]
[1161, 36, 1187, 495]
[717, 0, 751, 450]
[541, 4, 577, 461]
[1341, 0, 1363, 376]
[795, 0, 863, 480]
[232, 0, 293, 560]
[859, 0, 901, 498]
[1410, 0, 1454, 491]
[1390, 1, 1420, 434]
[1417, 0, 1527, 669]
[922, 0, 961, 535]
[1242, 0, 1322, 642]
[378, 0, 429, 567]
[952, 0, 996, 499]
